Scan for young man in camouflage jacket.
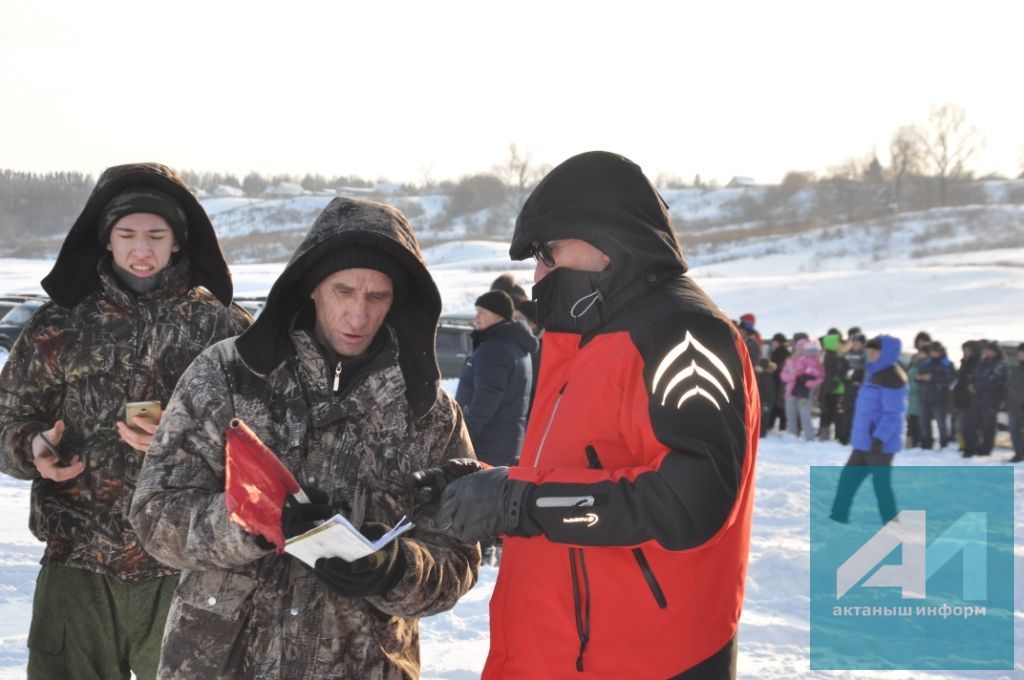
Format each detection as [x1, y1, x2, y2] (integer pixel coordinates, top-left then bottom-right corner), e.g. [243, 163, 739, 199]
[0, 162, 251, 679]
[130, 198, 480, 679]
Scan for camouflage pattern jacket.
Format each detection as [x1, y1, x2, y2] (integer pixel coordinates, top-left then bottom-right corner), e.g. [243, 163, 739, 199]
[130, 327, 479, 679]
[0, 259, 251, 581]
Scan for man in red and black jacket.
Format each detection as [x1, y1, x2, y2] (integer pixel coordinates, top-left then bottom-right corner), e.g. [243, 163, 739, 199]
[414, 151, 759, 678]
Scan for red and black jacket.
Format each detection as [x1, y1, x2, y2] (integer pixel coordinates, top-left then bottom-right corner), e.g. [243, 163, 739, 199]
[488, 151, 759, 678]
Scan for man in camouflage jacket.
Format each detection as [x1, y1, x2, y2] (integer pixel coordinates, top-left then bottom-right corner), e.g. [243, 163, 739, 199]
[130, 198, 480, 679]
[0, 162, 250, 679]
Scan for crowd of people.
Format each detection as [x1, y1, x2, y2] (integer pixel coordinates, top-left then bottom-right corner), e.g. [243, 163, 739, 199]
[737, 317, 1023, 463]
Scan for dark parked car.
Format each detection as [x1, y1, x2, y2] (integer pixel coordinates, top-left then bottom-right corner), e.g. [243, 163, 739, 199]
[436, 316, 474, 378]
[0, 298, 23, 321]
[0, 297, 46, 351]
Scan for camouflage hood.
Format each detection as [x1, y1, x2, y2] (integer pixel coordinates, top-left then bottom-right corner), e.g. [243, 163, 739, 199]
[236, 197, 442, 418]
[42, 162, 233, 307]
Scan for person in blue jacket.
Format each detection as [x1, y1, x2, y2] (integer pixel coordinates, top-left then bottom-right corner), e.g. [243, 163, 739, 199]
[916, 341, 956, 449]
[455, 290, 538, 466]
[830, 335, 907, 524]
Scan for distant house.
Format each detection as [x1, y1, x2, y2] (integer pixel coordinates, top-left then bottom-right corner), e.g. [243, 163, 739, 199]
[727, 176, 757, 188]
[265, 182, 307, 197]
[212, 184, 245, 198]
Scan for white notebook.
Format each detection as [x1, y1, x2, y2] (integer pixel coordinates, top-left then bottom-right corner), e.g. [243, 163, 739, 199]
[285, 514, 413, 567]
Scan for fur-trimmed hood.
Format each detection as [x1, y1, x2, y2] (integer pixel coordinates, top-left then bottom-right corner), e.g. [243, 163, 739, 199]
[235, 197, 442, 419]
[41, 162, 233, 307]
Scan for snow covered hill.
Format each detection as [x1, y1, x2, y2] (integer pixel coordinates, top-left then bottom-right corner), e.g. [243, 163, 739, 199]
[192, 180, 1024, 270]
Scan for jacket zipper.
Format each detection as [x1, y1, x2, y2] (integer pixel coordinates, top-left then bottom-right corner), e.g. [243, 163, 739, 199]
[568, 547, 590, 672]
[530, 381, 567, 468]
[332, 361, 342, 392]
[586, 445, 668, 610]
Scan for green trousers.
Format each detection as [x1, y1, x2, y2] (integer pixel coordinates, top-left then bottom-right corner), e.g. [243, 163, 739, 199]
[27, 563, 178, 680]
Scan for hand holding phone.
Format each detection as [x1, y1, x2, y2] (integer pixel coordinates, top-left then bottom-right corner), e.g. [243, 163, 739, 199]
[125, 401, 162, 434]
[117, 401, 163, 454]
[32, 420, 85, 482]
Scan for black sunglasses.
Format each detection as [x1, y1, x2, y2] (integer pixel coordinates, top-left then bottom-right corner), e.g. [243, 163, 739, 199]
[529, 241, 556, 268]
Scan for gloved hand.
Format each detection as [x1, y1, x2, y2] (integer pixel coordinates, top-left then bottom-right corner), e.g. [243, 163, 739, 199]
[255, 485, 335, 550]
[401, 458, 487, 510]
[437, 466, 540, 543]
[796, 373, 812, 386]
[314, 522, 407, 597]
[870, 438, 884, 455]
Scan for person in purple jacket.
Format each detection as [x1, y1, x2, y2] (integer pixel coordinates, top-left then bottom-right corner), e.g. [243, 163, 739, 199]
[830, 335, 908, 524]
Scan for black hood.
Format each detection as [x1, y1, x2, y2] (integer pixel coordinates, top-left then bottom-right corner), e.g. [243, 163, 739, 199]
[510, 151, 686, 283]
[42, 162, 233, 308]
[509, 151, 686, 332]
[236, 197, 442, 419]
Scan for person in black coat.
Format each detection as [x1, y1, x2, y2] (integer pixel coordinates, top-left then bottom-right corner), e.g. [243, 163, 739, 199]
[967, 340, 1008, 456]
[954, 340, 987, 456]
[915, 341, 956, 449]
[768, 333, 790, 433]
[455, 291, 538, 466]
[756, 357, 777, 437]
[838, 332, 867, 445]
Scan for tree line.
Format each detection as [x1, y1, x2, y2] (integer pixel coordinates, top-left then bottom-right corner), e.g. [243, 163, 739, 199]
[1, 105, 1022, 246]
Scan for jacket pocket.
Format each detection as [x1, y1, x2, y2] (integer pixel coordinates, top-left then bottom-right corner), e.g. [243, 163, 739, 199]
[585, 444, 668, 610]
[174, 569, 258, 620]
[632, 547, 668, 609]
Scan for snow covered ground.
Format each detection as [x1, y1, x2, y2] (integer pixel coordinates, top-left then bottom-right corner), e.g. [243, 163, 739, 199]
[0, 243, 1021, 677]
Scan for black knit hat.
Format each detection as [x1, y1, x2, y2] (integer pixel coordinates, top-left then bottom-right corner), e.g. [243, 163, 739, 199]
[475, 290, 514, 320]
[300, 244, 410, 300]
[97, 187, 188, 245]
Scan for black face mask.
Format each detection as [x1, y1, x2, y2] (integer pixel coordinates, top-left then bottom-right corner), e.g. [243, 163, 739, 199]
[532, 268, 605, 335]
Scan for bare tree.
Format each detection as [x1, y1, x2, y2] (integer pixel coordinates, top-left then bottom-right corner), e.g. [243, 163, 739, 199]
[923, 104, 984, 206]
[888, 125, 925, 212]
[494, 143, 541, 211]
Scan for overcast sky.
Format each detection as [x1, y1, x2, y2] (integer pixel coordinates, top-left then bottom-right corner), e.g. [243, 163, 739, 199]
[2, 0, 1022, 185]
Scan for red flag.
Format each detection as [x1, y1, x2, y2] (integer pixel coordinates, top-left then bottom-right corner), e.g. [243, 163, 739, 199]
[224, 418, 300, 553]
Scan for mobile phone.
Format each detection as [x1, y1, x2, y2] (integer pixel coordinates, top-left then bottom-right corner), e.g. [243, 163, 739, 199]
[125, 401, 162, 433]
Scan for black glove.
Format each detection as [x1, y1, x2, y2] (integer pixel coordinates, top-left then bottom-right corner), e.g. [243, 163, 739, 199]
[401, 458, 487, 510]
[314, 522, 407, 597]
[255, 485, 335, 550]
[796, 373, 812, 386]
[436, 466, 540, 543]
[870, 438, 884, 455]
